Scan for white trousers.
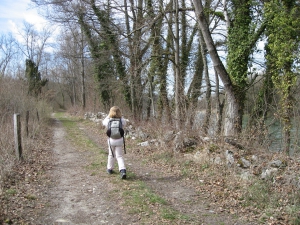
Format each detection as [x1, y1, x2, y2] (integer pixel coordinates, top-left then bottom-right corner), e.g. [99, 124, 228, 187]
[107, 144, 126, 171]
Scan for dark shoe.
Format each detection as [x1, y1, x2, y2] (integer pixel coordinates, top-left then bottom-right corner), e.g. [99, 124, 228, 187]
[120, 169, 126, 179]
[107, 169, 113, 174]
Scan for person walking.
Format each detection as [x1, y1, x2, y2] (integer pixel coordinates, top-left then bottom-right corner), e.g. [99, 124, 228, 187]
[102, 106, 127, 179]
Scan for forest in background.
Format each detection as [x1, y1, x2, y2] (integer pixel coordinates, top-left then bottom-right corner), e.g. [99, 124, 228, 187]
[1, 0, 300, 173]
[1, 1, 300, 224]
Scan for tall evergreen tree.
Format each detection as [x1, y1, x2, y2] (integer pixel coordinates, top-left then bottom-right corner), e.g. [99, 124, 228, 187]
[25, 59, 48, 97]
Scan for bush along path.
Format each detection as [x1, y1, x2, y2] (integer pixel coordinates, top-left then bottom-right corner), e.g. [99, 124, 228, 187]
[32, 112, 252, 225]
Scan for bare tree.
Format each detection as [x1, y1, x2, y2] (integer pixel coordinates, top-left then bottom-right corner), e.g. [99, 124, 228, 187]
[18, 21, 52, 67]
[0, 34, 18, 77]
[57, 24, 88, 109]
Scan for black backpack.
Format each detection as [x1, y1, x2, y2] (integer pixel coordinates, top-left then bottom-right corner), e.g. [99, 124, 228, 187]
[106, 118, 126, 157]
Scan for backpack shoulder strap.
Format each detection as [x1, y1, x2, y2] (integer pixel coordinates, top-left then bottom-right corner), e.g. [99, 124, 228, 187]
[107, 118, 113, 128]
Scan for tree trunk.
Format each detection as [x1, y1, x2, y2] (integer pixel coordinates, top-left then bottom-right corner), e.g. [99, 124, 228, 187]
[72, 73, 76, 106]
[80, 33, 86, 110]
[186, 38, 204, 129]
[214, 68, 225, 136]
[125, 0, 146, 120]
[193, 0, 241, 137]
[199, 33, 211, 136]
[174, 0, 182, 130]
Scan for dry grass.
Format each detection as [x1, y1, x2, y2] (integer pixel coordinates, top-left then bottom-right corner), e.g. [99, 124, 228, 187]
[0, 77, 53, 223]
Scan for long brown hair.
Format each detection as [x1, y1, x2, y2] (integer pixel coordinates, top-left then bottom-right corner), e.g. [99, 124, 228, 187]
[108, 106, 122, 118]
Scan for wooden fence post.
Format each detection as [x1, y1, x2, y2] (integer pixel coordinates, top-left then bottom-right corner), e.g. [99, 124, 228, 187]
[26, 110, 29, 137]
[14, 113, 23, 160]
[36, 109, 39, 122]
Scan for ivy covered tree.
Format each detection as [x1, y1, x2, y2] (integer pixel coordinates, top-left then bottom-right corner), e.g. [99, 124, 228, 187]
[78, 11, 113, 109]
[193, 0, 266, 137]
[264, 0, 300, 153]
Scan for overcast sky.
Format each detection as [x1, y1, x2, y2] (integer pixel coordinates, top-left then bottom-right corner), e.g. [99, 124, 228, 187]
[0, 0, 46, 34]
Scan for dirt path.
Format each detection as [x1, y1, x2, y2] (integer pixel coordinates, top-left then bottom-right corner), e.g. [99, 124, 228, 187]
[36, 116, 253, 225]
[37, 117, 138, 225]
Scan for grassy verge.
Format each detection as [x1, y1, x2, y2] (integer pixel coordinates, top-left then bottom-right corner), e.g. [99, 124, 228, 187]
[54, 112, 191, 224]
[120, 179, 191, 223]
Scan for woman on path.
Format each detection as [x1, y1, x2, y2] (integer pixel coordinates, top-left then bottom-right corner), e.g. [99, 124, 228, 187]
[102, 106, 127, 179]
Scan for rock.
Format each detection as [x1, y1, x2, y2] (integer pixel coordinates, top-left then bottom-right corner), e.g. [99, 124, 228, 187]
[240, 157, 251, 168]
[203, 137, 210, 142]
[240, 171, 252, 180]
[84, 112, 93, 119]
[54, 219, 71, 225]
[163, 130, 175, 142]
[184, 153, 194, 161]
[173, 131, 184, 152]
[90, 117, 102, 124]
[269, 160, 284, 168]
[97, 112, 106, 118]
[173, 132, 198, 152]
[284, 174, 300, 189]
[213, 156, 222, 165]
[183, 137, 197, 148]
[136, 128, 149, 140]
[138, 141, 149, 147]
[251, 155, 258, 162]
[225, 150, 234, 166]
[261, 168, 278, 179]
[137, 139, 158, 147]
[193, 149, 210, 164]
[251, 165, 262, 176]
[149, 139, 159, 146]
